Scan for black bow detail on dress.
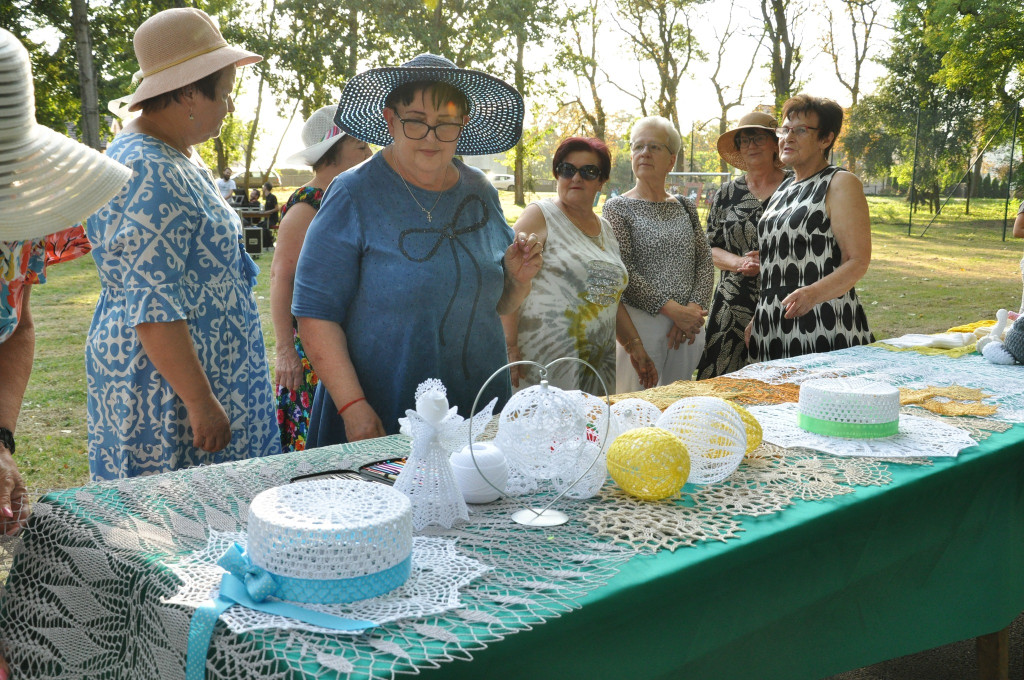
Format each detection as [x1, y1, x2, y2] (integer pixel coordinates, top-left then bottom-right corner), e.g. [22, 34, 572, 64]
[398, 193, 490, 380]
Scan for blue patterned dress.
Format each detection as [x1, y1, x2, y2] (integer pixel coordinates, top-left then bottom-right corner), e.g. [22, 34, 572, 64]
[85, 133, 281, 480]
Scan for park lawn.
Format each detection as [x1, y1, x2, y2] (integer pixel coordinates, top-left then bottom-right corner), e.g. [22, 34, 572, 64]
[15, 195, 1023, 492]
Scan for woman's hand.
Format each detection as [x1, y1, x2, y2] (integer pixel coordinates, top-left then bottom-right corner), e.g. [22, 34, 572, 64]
[341, 400, 387, 442]
[627, 341, 658, 389]
[186, 396, 231, 453]
[667, 324, 685, 350]
[663, 300, 708, 336]
[0, 451, 29, 536]
[737, 250, 760, 277]
[781, 286, 819, 319]
[504, 231, 544, 285]
[274, 345, 304, 393]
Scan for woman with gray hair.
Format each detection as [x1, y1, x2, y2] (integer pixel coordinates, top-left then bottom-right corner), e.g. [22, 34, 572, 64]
[604, 116, 714, 392]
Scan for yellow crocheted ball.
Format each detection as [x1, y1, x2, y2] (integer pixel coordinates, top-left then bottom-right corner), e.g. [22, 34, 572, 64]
[730, 403, 763, 454]
[606, 427, 690, 501]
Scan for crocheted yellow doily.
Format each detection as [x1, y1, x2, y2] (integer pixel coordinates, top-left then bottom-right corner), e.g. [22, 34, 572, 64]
[899, 385, 998, 416]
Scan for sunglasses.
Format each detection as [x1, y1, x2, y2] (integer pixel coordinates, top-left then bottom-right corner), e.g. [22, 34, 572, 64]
[555, 162, 602, 181]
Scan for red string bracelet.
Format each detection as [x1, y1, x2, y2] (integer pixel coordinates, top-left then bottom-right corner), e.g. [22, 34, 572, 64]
[338, 397, 366, 415]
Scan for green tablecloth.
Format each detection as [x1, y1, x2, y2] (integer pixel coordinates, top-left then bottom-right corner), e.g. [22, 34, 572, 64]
[2, 349, 1023, 680]
[437, 423, 1024, 680]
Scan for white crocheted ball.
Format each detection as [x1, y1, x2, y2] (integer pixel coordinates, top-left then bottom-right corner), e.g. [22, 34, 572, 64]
[656, 397, 747, 485]
[497, 382, 586, 480]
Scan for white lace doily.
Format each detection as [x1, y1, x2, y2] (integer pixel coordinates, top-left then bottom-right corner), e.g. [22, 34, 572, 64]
[166, 530, 488, 635]
[730, 346, 1024, 422]
[748, 403, 976, 457]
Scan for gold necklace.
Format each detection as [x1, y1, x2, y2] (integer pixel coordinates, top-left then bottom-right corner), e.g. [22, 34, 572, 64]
[556, 200, 604, 250]
[391, 147, 450, 223]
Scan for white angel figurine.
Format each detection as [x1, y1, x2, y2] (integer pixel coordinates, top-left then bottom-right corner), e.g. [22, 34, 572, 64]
[393, 379, 496, 530]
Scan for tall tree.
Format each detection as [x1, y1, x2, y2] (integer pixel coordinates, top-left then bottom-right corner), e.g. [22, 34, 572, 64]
[555, 0, 606, 139]
[761, 0, 804, 116]
[844, 0, 976, 215]
[821, 0, 882, 107]
[492, 0, 558, 206]
[709, 0, 766, 173]
[612, 0, 708, 151]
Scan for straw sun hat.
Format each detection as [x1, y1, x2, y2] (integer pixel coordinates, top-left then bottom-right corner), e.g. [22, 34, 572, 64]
[286, 105, 350, 167]
[0, 29, 132, 241]
[128, 7, 261, 112]
[716, 111, 782, 171]
[335, 53, 524, 156]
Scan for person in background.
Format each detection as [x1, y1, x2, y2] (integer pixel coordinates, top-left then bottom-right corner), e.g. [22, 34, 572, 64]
[604, 117, 713, 392]
[1013, 199, 1024, 313]
[0, 27, 132, 678]
[747, 94, 872, 360]
[271, 105, 371, 452]
[216, 166, 235, 201]
[85, 7, 281, 480]
[261, 180, 279, 246]
[695, 112, 787, 379]
[505, 137, 657, 394]
[293, 54, 541, 446]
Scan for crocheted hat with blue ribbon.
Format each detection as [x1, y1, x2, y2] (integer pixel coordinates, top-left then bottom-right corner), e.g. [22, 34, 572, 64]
[333, 53, 524, 156]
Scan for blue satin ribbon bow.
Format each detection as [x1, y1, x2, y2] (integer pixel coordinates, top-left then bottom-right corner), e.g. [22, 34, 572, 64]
[185, 543, 376, 680]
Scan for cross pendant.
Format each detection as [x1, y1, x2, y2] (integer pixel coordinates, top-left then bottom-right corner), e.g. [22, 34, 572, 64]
[425, 212, 432, 223]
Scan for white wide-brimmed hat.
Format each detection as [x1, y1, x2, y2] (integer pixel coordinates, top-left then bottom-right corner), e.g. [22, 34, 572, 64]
[286, 105, 350, 167]
[0, 29, 132, 241]
[128, 8, 261, 112]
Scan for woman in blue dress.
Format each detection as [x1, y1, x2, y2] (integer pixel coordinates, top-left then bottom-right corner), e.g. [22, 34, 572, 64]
[292, 54, 543, 446]
[85, 8, 281, 479]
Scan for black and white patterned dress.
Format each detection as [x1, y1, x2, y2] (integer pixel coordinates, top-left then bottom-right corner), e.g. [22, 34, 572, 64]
[695, 176, 768, 379]
[750, 166, 872, 361]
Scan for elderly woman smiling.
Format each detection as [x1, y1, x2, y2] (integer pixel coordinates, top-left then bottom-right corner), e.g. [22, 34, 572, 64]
[695, 112, 788, 379]
[503, 137, 657, 394]
[604, 116, 714, 391]
[746, 94, 872, 360]
[292, 55, 542, 445]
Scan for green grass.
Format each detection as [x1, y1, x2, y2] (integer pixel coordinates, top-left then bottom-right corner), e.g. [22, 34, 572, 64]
[15, 195, 1023, 491]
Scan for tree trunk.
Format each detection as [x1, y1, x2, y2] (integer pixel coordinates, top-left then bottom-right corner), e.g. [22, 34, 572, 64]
[513, 33, 526, 207]
[70, 0, 100, 150]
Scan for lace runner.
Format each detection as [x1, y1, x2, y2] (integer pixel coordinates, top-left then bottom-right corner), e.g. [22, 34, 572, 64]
[0, 345, 1015, 679]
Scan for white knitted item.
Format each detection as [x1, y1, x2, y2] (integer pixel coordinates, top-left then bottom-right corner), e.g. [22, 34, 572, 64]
[497, 383, 586, 480]
[656, 397, 747, 484]
[611, 398, 663, 431]
[798, 378, 900, 428]
[248, 479, 412, 581]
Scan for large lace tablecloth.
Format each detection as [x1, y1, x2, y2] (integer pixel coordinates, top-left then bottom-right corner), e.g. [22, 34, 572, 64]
[0, 345, 1019, 680]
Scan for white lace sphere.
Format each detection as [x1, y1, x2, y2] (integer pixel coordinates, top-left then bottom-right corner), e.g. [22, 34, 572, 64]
[566, 390, 616, 446]
[656, 397, 747, 484]
[450, 442, 507, 503]
[497, 382, 586, 480]
[552, 439, 607, 499]
[611, 398, 662, 432]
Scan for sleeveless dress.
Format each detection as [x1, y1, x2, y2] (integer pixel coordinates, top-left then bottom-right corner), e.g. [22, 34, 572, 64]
[750, 166, 872, 361]
[515, 199, 628, 394]
[275, 186, 324, 452]
[696, 176, 772, 378]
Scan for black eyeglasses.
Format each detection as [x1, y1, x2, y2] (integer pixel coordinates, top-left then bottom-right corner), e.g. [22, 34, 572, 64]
[393, 114, 464, 143]
[735, 134, 772, 149]
[555, 162, 602, 181]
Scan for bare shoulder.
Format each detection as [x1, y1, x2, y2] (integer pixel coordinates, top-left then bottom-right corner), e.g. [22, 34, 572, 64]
[830, 169, 865, 194]
[514, 202, 549, 239]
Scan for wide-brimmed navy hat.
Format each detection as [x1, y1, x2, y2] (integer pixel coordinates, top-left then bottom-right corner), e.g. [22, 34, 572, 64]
[334, 53, 524, 156]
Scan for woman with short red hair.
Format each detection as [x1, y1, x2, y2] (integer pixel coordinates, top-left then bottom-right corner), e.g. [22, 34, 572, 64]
[503, 137, 657, 394]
